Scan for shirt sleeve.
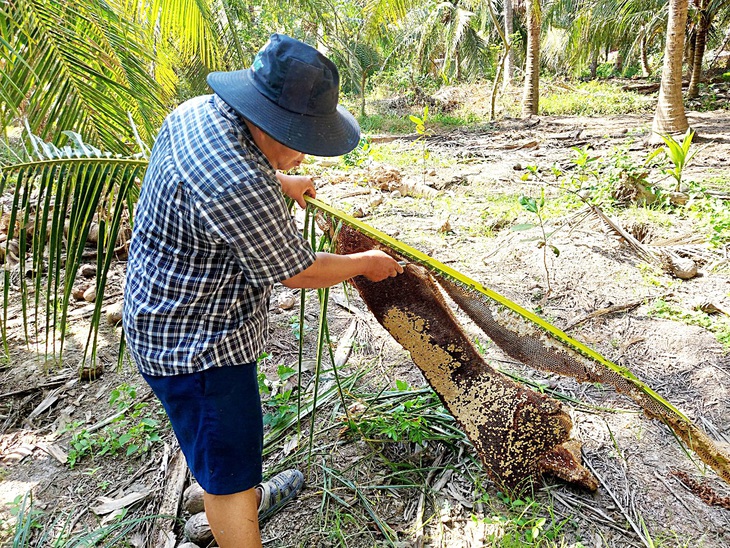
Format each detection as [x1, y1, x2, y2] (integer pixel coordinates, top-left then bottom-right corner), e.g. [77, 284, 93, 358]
[199, 172, 316, 287]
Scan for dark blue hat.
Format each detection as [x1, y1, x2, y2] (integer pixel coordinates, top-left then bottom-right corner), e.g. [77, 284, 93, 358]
[207, 34, 360, 157]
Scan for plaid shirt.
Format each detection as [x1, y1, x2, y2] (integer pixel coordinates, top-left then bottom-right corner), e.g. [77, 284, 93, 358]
[123, 94, 316, 376]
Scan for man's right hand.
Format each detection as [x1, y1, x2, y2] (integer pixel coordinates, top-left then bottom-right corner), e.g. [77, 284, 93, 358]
[359, 250, 404, 282]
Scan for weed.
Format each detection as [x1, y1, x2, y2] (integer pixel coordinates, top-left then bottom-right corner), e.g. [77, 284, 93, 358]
[65, 383, 162, 468]
[263, 387, 298, 430]
[637, 262, 671, 288]
[513, 186, 559, 295]
[684, 184, 730, 248]
[9, 493, 166, 548]
[536, 81, 653, 116]
[649, 299, 730, 350]
[474, 336, 490, 355]
[261, 364, 299, 431]
[289, 314, 311, 341]
[9, 493, 44, 543]
[476, 495, 570, 545]
[345, 381, 457, 446]
[357, 114, 413, 134]
[342, 136, 373, 167]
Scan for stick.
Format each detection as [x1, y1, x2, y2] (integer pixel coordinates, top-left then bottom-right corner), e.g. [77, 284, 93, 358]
[565, 299, 645, 330]
[583, 457, 654, 548]
[414, 449, 445, 548]
[152, 448, 188, 547]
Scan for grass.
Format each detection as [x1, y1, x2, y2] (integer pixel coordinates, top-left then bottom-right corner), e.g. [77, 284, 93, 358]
[353, 80, 652, 136]
[357, 111, 489, 135]
[538, 80, 654, 117]
[8, 492, 172, 548]
[469, 194, 526, 237]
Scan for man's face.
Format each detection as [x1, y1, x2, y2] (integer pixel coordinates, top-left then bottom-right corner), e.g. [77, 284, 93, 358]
[268, 140, 306, 171]
[245, 120, 307, 171]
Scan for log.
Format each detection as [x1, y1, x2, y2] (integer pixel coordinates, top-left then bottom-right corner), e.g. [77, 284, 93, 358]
[151, 448, 188, 547]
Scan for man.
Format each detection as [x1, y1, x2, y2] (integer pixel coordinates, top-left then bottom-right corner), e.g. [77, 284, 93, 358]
[123, 34, 402, 547]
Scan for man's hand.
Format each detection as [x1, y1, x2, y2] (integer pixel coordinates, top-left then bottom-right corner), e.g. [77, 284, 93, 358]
[277, 172, 315, 209]
[360, 250, 404, 282]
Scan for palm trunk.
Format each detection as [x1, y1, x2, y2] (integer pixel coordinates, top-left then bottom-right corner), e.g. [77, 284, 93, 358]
[589, 50, 599, 79]
[521, 0, 541, 117]
[652, 0, 689, 137]
[640, 30, 651, 77]
[613, 50, 623, 75]
[360, 73, 366, 117]
[503, 0, 515, 90]
[688, 0, 710, 99]
[684, 30, 696, 76]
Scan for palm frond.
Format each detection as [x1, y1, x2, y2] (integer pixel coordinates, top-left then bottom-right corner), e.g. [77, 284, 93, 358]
[1, 145, 146, 364]
[1, 0, 166, 154]
[150, 0, 221, 68]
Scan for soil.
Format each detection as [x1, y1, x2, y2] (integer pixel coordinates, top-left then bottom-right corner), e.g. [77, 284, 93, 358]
[1, 104, 730, 548]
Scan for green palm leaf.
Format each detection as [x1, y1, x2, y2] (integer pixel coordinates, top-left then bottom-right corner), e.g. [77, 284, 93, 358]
[1, 151, 146, 364]
[1, 0, 166, 153]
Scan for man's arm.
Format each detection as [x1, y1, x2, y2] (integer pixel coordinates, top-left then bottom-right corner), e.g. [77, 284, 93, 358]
[282, 250, 403, 289]
[275, 173, 402, 288]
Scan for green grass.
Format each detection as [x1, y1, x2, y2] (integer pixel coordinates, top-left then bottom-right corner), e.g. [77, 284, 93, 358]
[356, 111, 489, 134]
[357, 113, 414, 134]
[348, 80, 656, 146]
[499, 80, 654, 117]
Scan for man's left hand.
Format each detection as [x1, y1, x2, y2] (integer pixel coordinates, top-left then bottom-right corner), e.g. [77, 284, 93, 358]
[277, 172, 315, 209]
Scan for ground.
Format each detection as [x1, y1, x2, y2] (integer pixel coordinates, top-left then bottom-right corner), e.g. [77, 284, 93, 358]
[1, 104, 730, 548]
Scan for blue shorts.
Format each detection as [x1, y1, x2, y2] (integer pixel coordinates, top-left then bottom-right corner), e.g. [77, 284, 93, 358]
[141, 363, 263, 495]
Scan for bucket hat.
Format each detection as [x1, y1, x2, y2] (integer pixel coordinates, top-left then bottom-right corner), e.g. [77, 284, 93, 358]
[207, 34, 360, 157]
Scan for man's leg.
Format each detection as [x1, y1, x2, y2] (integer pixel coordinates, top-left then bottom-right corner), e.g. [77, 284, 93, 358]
[204, 487, 262, 548]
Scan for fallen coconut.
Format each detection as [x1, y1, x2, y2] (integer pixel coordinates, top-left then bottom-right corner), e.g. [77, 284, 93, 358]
[184, 512, 213, 546]
[182, 482, 205, 515]
[668, 255, 698, 280]
[83, 285, 97, 302]
[105, 301, 123, 325]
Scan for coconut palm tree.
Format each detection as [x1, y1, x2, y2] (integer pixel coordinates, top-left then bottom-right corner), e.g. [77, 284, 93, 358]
[396, 1, 491, 84]
[503, 0, 516, 88]
[688, 0, 711, 97]
[652, 0, 690, 136]
[0, 0, 168, 152]
[0, 0, 267, 154]
[522, 0, 541, 116]
[687, 0, 730, 97]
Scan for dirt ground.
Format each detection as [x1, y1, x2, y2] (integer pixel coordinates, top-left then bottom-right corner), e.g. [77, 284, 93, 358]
[1, 106, 730, 547]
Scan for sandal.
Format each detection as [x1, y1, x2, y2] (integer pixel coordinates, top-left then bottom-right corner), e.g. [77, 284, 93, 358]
[257, 469, 304, 521]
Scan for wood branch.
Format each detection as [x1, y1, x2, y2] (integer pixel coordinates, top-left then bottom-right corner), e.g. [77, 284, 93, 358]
[333, 319, 358, 368]
[414, 450, 445, 548]
[565, 298, 647, 330]
[151, 448, 188, 548]
[91, 489, 152, 516]
[0, 377, 69, 399]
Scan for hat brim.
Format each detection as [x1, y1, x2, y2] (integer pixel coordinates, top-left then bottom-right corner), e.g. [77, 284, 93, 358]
[207, 69, 360, 157]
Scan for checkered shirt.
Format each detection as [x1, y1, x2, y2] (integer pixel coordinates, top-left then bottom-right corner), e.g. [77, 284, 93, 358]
[123, 94, 316, 376]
